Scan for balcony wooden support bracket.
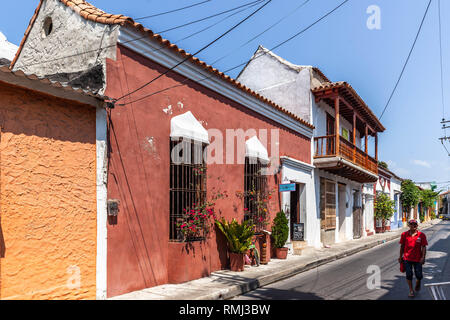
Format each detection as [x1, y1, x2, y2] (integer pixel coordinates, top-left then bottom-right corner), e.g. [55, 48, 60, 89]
[313, 89, 377, 136]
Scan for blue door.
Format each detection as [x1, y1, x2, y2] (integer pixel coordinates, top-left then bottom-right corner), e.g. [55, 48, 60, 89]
[391, 194, 399, 230]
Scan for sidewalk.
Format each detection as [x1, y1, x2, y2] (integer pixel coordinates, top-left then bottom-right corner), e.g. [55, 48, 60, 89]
[110, 219, 441, 300]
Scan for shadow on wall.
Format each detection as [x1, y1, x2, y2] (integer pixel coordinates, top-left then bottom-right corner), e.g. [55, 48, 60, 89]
[0, 217, 4, 300]
[214, 224, 229, 270]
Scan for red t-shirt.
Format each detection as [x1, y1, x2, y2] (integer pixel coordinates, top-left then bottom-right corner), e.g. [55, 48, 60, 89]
[399, 231, 428, 262]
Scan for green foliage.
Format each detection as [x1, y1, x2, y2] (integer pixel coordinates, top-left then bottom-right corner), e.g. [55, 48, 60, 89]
[375, 192, 395, 220]
[378, 161, 388, 169]
[271, 211, 289, 248]
[215, 218, 255, 254]
[400, 180, 420, 212]
[420, 189, 439, 209]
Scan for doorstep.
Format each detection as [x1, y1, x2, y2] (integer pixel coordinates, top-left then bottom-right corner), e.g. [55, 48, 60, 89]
[109, 219, 441, 300]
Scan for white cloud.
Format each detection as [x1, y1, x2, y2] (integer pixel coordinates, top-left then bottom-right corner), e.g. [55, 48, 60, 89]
[412, 160, 431, 168]
[385, 160, 410, 177]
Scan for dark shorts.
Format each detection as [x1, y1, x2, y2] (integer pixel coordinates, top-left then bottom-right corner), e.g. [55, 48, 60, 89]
[404, 260, 423, 281]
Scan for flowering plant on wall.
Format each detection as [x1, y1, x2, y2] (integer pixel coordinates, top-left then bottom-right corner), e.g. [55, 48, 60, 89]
[178, 202, 217, 240]
[177, 189, 228, 241]
[236, 188, 275, 232]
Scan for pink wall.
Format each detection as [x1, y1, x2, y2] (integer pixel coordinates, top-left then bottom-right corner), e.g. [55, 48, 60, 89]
[105, 45, 311, 297]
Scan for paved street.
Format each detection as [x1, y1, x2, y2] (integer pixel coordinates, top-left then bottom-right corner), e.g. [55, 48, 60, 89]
[234, 221, 450, 300]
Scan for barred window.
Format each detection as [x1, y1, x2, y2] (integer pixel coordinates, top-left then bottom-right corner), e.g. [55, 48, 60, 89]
[170, 139, 207, 241]
[244, 157, 268, 233]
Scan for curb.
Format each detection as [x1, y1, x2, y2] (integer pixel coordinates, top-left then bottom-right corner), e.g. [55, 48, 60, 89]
[196, 220, 440, 300]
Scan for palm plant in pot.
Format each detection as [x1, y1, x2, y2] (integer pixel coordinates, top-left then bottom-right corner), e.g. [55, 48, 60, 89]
[215, 218, 255, 272]
[271, 211, 289, 259]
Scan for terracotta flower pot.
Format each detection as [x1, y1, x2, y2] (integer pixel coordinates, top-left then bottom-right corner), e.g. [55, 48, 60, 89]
[229, 252, 245, 272]
[275, 247, 288, 259]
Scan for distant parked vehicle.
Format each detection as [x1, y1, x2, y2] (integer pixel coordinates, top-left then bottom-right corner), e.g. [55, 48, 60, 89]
[439, 214, 450, 221]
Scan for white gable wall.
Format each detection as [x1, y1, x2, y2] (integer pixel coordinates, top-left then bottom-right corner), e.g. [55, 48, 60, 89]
[237, 48, 312, 122]
[0, 31, 18, 62]
[12, 0, 118, 94]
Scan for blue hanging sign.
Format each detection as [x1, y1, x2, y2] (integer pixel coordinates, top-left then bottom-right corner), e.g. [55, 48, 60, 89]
[279, 183, 296, 192]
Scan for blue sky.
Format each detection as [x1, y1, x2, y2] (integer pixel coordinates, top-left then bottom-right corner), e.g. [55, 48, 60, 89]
[1, 0, 449, 189]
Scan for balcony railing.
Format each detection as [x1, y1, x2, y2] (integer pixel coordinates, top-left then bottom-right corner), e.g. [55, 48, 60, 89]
[314, 135, 378, 175]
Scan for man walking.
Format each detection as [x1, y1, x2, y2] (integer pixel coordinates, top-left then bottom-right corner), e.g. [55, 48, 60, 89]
[398, 219, 428, 298]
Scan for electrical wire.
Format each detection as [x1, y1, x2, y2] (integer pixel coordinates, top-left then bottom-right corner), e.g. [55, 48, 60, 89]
[173, 0, 264, 44]
[117, 0, 350, 106]
[155, 0, 265, 34]
[134, 0, 212, 21]
[114, 0, 273, 103]
[210, 0, 311, 67]
[379, 0, 432, 120]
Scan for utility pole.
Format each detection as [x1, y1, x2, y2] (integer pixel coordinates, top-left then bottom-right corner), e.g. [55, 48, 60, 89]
[440, 119, 450, 156]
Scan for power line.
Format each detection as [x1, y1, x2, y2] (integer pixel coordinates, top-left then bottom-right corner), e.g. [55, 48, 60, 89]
[173, 0, 264, 44]
[155, 0, 265, 34]
[134, 0, 212, 21]
[438, 0, 446, 121]
[15, 0, 263, 70]
[117, 0, 350, 106]
[210, 0, 311, 67]
[114, 0, 273, 103]
[379, 0, 432, 120]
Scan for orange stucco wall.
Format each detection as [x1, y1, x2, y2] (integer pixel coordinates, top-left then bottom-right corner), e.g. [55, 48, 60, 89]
[0, 82, 97, 300]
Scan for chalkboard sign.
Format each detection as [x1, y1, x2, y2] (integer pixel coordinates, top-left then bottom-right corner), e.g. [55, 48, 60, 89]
[292, 223, 304, 241]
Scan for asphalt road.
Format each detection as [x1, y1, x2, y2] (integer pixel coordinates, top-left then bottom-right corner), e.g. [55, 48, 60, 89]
[234, 221, 450, 300]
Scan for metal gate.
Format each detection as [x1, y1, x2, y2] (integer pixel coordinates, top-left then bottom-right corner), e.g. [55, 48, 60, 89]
[353, 208, 363, 239]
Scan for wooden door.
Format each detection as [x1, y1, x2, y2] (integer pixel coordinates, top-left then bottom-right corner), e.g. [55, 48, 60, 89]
[320, 178, 336, 230]
[326, 113, 335, 155]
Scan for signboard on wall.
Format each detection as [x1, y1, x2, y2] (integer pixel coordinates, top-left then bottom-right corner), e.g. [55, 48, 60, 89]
[279, 183, 296, 192]
[292, 223, 304, 241]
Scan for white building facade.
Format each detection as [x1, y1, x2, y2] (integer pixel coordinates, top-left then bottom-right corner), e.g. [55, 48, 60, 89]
[237, 46, 385, 248]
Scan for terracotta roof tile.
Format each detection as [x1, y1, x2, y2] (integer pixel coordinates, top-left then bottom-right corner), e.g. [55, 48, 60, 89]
[312, 81, 385, 132]
[11, 0, 315, 130]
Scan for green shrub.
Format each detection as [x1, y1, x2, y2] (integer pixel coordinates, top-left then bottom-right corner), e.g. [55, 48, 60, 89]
[272, 211, 289, 248]
[375, 192, 395, 221]
[215, 218, 255, 254]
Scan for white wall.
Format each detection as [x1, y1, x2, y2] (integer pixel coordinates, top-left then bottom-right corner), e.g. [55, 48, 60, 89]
[363, 183, 375, 235]
[96, 106, 108, 300]
[237, 47, 312, 122]
[312, 100, 362, 149]
[281, 158, 319, 248]
[314, 169, 362, 244]
[0, 31, 18, 61]
[13, 0, 118, 95]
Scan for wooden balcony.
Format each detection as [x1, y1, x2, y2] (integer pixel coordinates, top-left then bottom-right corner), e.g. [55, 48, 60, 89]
[314, 135, 378, 183]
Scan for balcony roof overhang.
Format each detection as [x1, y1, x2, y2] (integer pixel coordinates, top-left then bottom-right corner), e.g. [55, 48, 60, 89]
[312, 82, 385, 135]
[314, 156, 379, 183]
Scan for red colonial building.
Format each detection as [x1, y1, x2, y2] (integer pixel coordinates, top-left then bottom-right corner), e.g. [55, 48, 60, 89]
[12, 0, 315, 298]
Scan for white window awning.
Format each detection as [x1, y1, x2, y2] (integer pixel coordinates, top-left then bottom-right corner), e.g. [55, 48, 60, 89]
[170, 111, 209, 144]
[246, 136, 270, 164]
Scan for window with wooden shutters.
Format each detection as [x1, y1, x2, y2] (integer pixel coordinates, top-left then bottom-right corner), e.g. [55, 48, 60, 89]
[244, 157, 267, 233]
[170, 139, 207, 241]
[320, 177, 336, 230]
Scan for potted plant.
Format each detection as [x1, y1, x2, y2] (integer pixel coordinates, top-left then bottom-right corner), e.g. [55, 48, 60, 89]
[271, 211, 289, 259]
[215, 218, 255, 272]
[374, 192, 395, 233]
